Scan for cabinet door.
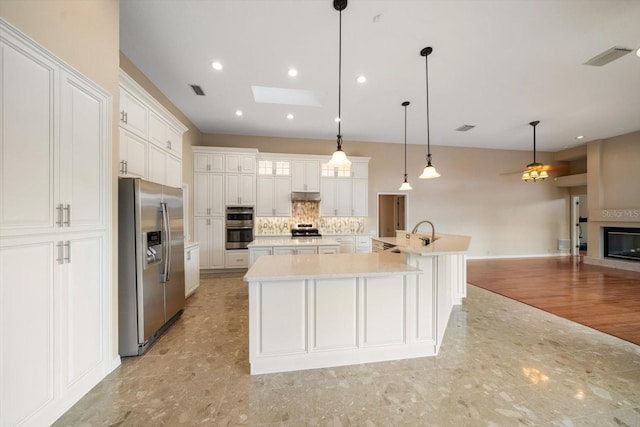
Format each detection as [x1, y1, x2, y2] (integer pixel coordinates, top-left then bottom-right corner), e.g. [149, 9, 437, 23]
[166, 154, 182, 188]
[120, 89, 147, 138]
[257, 176, 275, 216]
[60, 234, 106, 394]
[166, 125, 183, 159]
[59, 71, 107, 229]
[336, 178, 353, 216]
[0, 238, 57, 427]
[147, 143, 167, 185]
[305, 161, 320, 192]
[335, 236, 356, 254]
[352, 178, 368, 217]
[274, 247, 296, 255]
[225, 174, 240, 205]
[351, 161, 368, 179]
[320, 179, 337, 216]
[194, 218, 211, 268]
[249, 247, 272, 267]
[148, 111, 167, 149]
[240, 174, 256, 206]
[297, 247, 318, 255]
[119, 129, 147, 178]
[185, 246, 200, 297]
[319, 246, 339, 254]
[1, 41, 56, 233]
[227, 154, 255, 173]
[274, 176, 292, 216]
[210, 173, 225, 216]
[194, 153, 211, 172]
[193, 173, 210, 217]
[210, 217, 225, 268]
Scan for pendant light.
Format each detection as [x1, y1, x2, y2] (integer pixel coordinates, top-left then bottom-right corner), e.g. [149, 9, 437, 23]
[418, 47, 440, 179]
[327, 0, 352, 167]
[521, 120, 548, 182]
[399, 101, 413, 191]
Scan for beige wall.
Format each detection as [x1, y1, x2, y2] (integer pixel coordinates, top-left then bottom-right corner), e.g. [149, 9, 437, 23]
[2, 0, 121, 358]
[200, 134, 570, 257]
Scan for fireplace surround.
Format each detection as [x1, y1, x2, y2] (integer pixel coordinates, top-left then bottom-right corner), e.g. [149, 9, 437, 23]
[603, 227, 640, 263]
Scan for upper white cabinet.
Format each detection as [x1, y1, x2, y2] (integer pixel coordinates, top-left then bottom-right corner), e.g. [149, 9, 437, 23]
[0, 20, 112, 426]
[320, 177, 353, 217]
[119, 70, 187, 188]
[291, 159, 320, 192]
[320, 159, 369, 217]
[226, 154, 256, 173]
[194, 152, 224, 173]
[119, 128, 147, 179]
[226, 173, 256, 206]
[119, 88, 148, 138]
[257, 175, 291, 217]
[194, 172, 224, 217]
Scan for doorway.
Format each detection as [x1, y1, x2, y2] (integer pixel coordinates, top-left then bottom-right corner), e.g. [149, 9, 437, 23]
[378, 194, 407, 237]
[571, 194, 588, 256]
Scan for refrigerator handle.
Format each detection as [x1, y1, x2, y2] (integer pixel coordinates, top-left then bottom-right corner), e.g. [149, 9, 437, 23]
[161, 202, 172, 282]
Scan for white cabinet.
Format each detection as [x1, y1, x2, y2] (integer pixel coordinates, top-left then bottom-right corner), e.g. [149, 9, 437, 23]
[119, 70, 187, 187]
[194, 173, 224, 217]
[320, 178, 352, 217]
[352, 178, 368, 217]
[249, 244, 339, 266]
[119, 88, 148, 138]
[356, 235, 372, 253]
[333, 236, 356, 253]
[194, 152, 224, 172]
[185, 243, 200, 297]
[318, 246, 340, 254]
[274, 246, 319, 256]
[149, 111, 182, 159]
[257, 175, 291, 217]
[194, 217, 224, 269]
[0, 21, 111, 426]
[225, 250, 249, 268]
[291, 160, 320, 192]
[249, 247, 272, 266]
[226, 173, 256, 206]
[226, 154, 256, 173]
[119, 128, 147, 179]
[351, 161, 368, 179]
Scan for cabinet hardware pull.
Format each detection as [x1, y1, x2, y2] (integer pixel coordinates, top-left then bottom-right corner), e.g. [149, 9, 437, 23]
[238, 165, 241, 172]
[207, 219, 211, 225]
[272, 208, 275, 215]
[207, 207, 211, 215]
[56, 204, 64, 226]
[120, 111, 125, 122]
[64, 241, 71, 263]
[207, 164, 211, 171]
[124, 160, 128, 175]
[238, 196, 241, 204]
[187, 251, 191, 261]
[56, 241, 64, 264]
[63, 204, 71, 226]
[124, 111, 128, 124]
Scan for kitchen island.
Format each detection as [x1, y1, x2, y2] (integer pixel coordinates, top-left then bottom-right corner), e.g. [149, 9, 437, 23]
[243, 233, 470, 375]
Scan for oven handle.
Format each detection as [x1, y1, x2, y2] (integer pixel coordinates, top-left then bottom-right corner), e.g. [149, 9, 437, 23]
[226, 226, 254, 230]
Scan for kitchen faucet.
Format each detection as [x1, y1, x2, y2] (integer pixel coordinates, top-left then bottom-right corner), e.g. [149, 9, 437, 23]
[411, 220, 435, 244]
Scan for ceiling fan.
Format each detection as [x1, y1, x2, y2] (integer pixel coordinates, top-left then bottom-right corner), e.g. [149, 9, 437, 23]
[521, 120, 568, 182]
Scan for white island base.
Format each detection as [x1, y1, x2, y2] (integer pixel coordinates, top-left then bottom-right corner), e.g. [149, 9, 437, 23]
[243, 248, 468, 375]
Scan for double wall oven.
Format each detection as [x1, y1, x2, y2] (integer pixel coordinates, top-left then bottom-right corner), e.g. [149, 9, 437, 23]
[226, 206, 254, 249]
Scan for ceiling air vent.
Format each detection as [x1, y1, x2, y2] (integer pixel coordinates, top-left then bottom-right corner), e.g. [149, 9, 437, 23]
[455, 125, 475, 132]
[189, 84, 205, 96]
[584, 46, 633, 66]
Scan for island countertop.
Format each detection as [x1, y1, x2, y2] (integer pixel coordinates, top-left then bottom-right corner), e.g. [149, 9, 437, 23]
[244, 252, 420, 282]
[374, 233, 471, 256]
[247, 237, 340, 248]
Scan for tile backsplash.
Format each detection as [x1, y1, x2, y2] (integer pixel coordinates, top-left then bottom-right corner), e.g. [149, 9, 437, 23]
[256, 201, 366, 235]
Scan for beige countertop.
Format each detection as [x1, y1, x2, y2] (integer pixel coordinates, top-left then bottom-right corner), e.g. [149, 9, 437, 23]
[247, 237, 340, 248]
[373, 233, 471, 256]
[244, 252, 420, 282]
[184, 241, 200, 249]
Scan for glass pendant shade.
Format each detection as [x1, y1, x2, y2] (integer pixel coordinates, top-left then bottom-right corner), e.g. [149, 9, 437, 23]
[399, 181, 413, 191]
[419, 163, 441, 179]
[328, 147, 351, 167]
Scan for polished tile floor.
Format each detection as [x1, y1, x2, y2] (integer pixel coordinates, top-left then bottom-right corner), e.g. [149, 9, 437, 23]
[55, 273, 640, 426]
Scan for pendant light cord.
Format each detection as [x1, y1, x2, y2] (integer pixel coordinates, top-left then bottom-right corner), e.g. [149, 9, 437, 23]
[337, 7, 343, 149]
[425, 52, 431, 160]
[532, 123, 536, 164]
[404, 104, 408, 176]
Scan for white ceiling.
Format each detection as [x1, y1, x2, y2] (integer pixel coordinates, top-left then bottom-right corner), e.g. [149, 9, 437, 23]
[119, 0, 640, 152]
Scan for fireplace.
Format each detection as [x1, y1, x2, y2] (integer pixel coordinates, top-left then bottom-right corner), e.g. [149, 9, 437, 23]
[603, 227, 640, 262]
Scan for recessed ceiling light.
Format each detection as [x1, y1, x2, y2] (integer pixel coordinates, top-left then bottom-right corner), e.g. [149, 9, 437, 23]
[335, 117, 340, 123]
[288, 68, 298, 77]
[357, 75, 366, 84]
[287, 114, 294, 120]
[235, 110, 243, 116]
[211, 61, 223, 71]
[576, 135, 584, 140]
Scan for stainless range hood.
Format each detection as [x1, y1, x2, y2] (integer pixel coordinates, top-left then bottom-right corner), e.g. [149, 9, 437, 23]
[291, 192, 321, 202]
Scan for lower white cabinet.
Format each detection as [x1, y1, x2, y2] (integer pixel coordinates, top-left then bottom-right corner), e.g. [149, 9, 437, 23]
[249, 247, 272, 266]
[225, 250, 249, 268]
[185, 243, 200, 297]
[194, 217, 224, 269]
[356, 235, 372, 253]
[333, 236, 356, 254]
[274, 246, 318, 256]
[0, 232, 109, 427]
[318, 246, 339, 254]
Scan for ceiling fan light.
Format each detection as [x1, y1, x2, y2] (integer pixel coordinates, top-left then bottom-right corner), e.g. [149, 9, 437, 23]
[539, 170, 549, 179]
[530, 170, 539, 179]
[522, 171, 531, 181]
[419, 164, 440, 179]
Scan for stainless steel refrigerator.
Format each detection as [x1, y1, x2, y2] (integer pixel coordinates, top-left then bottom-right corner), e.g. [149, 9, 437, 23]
[118, 178, 185, 356]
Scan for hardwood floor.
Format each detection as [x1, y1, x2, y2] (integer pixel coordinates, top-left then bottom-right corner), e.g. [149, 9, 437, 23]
[467, 257, 640, 346]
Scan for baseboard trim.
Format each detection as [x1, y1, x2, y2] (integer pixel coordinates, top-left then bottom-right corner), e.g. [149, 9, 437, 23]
[468, 253, 571, 260]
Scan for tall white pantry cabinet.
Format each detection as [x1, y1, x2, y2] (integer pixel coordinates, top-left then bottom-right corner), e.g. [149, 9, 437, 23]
[0, 20, 114, 427]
